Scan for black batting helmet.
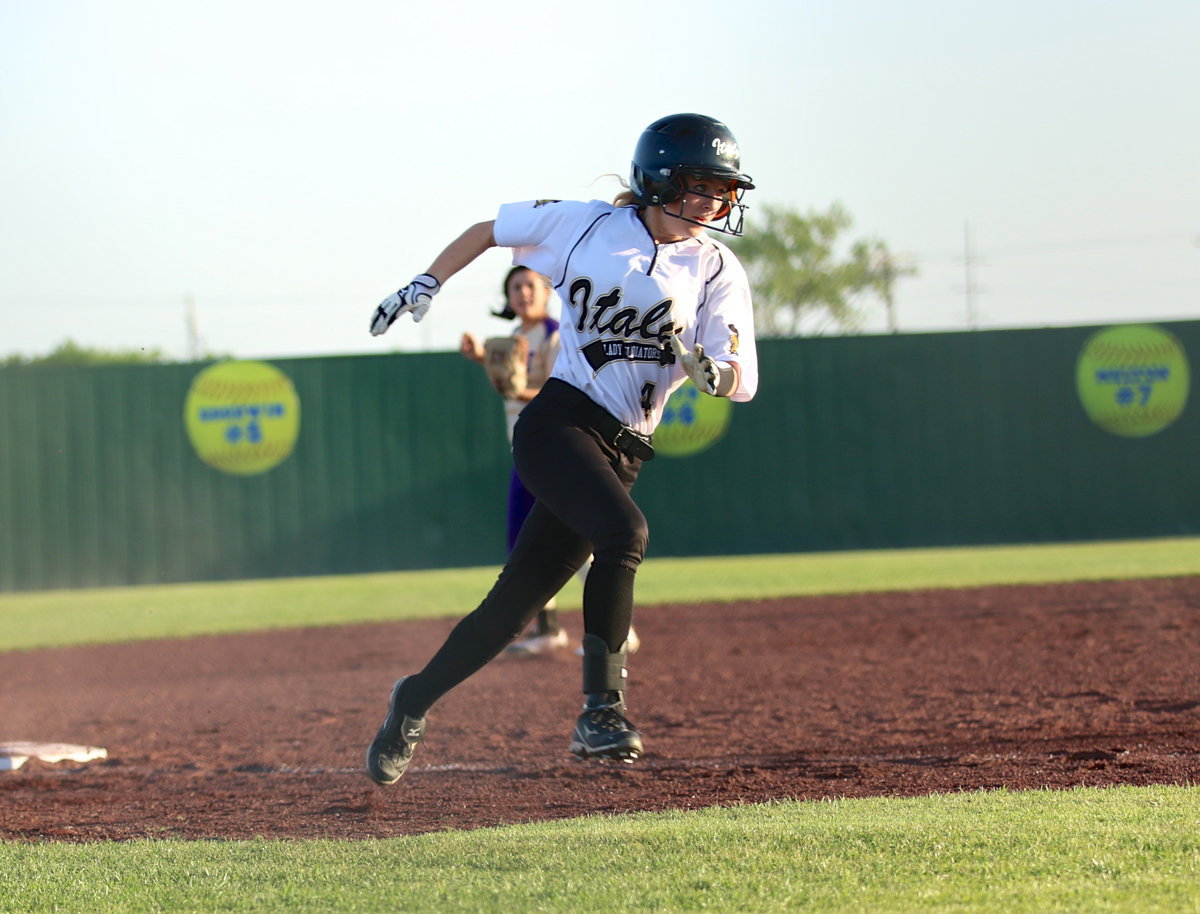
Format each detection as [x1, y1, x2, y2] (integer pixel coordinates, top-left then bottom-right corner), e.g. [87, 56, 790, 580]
[628, 113, 755, 235]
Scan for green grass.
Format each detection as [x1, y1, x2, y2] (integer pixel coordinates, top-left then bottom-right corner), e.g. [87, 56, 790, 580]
[4, 540, 1199, 911]
[3, 786, 1197, 912]
[2, 536, 1199, 652]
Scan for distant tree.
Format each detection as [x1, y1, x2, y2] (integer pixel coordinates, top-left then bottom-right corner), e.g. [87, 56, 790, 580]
[727, 203, 916, 336]
[1, 339, 170, 368]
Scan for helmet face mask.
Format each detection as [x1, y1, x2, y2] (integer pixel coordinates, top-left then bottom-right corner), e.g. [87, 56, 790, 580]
[659, 173, 749, 236]
[629, 113, 754, 236]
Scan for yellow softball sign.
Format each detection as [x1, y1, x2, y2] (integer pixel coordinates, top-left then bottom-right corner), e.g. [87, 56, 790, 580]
[183, 360, 301, 475]
[654, 382, 733, 457]
[1075, 324, 1189, 438]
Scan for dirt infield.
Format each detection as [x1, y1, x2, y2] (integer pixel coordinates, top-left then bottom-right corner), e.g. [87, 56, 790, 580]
[3, 577, 1198, 842]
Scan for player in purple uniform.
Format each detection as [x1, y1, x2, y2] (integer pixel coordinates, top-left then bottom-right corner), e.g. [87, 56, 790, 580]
[366, 113, 759, 783]
[460, 266, 571, 654]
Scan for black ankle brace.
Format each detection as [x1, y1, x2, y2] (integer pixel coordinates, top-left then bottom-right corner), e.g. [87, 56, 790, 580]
[579, 633, 628, 694]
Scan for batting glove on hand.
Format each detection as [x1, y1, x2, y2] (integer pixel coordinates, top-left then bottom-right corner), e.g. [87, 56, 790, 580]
[370, 274, 441, 336]
[669, 334, 735, 396]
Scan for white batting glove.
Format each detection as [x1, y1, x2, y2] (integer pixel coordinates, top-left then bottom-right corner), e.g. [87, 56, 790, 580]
[369, 274, 441, 336]
[669, 334, 735, 397]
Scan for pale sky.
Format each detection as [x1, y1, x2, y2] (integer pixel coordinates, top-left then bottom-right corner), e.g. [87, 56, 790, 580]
[2, 0, 1197, 361]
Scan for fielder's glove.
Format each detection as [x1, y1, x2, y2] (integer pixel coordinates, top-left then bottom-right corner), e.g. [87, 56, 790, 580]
[370, 274, 441, 336]
[482, 335, 529, 399]
[669, 334, 737, 397]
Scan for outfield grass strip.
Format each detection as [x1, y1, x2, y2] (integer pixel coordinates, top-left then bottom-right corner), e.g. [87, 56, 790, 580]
[2, 537, 1199, 652]
[2, 785, 1197, 913]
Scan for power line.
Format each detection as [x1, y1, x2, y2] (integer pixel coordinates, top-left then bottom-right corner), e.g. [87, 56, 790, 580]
[917, 230, 1196, 264]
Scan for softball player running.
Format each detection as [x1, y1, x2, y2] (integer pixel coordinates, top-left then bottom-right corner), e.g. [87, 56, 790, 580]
[462, 266, 642, 656]
[366, 113, 759, 783]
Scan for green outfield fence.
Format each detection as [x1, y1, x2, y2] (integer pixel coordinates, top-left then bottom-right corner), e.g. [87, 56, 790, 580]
[1, 320, 1196, 592]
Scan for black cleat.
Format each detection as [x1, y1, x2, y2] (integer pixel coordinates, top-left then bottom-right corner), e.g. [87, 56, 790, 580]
[365, 677, 426, 785]
[569, 698, 643, 762]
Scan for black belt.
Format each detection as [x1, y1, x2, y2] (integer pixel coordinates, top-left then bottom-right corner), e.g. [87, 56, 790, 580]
[540, 379, 655, 461]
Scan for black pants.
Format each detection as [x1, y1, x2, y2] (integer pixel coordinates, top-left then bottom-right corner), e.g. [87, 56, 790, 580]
[398, 380, 648, 716]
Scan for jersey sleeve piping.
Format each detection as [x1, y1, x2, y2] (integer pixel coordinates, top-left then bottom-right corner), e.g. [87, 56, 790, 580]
[556, 212, 611, 289]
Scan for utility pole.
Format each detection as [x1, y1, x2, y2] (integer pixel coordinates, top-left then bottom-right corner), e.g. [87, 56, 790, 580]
[870, 250, 900, 333]
[869, 248, 916, 334]
[184, 295, 203, 361]
[962, 221, 980, 330]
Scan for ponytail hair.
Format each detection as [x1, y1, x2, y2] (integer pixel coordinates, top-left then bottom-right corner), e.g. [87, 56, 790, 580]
[596, 173, 639, 208]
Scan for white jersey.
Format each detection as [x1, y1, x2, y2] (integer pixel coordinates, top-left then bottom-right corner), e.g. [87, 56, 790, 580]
[493, 199, 758, 436]
[502, 316, 560, 443]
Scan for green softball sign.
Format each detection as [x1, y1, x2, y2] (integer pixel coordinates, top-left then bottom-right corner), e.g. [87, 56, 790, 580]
[1075, 324, 1189, 437]
[654, 382, 733, 457]
[183, 360, 302, 474]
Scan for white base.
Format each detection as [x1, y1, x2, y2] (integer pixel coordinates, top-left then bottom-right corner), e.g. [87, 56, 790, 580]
[0, 742, 108, 772]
